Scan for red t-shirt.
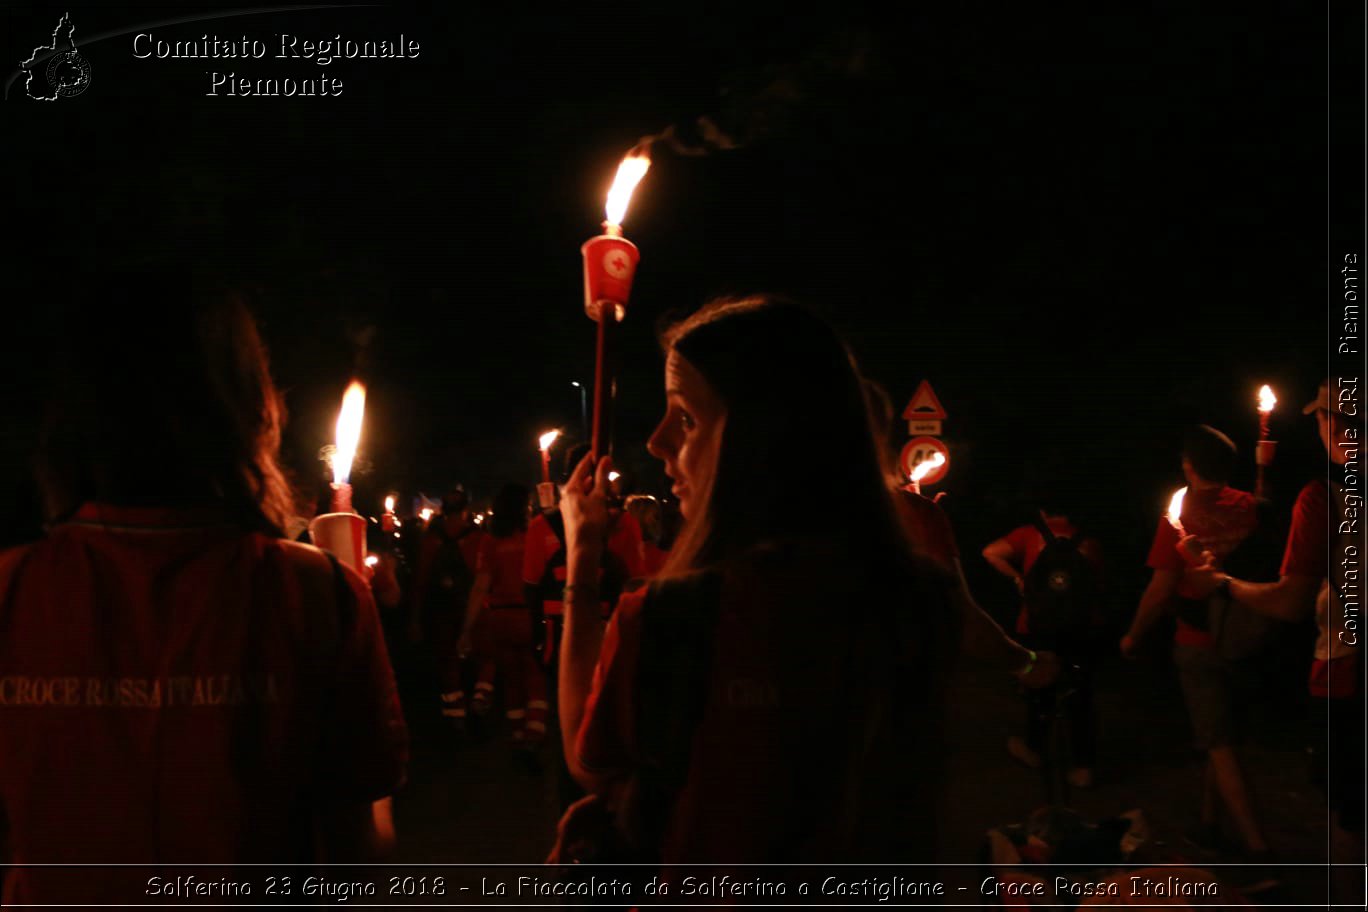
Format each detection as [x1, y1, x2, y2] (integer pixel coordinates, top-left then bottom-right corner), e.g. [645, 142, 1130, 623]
[0, 503, 408, 905]
[477, 530, 527, 606]
[1146, 485, 1256, 648]
[577, 546, 945, 867]
[607, 511, 646, 581]
[1005, 519, 1076, 576]
[457, 527, 485, 575]
[1280, 480, 1359, 697]
[1281, 480, 1327, 578]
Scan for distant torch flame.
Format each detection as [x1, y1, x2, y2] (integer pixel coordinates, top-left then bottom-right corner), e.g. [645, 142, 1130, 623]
[384, 495, 396, 514]
[1166, 487, 1187, 531]
[539, 429, 561, 451]
[364, 555, 379, 568]
[1257, 385, 1277, 414]
[605, 153, 651, 227]
[419, 507, 433, 522]
[608, 471, 621, 483]
[910, 451, 946, 483]
[332, 381, 366, 485]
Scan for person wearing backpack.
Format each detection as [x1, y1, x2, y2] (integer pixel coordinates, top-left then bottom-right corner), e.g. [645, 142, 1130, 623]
[982, 500, 1103, 789]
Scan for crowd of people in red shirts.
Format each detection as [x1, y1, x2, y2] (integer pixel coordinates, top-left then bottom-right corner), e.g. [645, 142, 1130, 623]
[0, 280, 1357, 905]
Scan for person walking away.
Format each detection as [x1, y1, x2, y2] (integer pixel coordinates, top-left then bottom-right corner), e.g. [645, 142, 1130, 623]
[1121, 425, 1268, 861]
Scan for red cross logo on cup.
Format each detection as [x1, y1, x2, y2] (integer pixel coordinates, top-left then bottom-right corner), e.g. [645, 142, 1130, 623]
[603, 250, 631, 279]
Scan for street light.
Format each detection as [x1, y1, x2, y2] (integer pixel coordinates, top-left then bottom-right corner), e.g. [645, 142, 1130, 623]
[571, 381, 588, 439]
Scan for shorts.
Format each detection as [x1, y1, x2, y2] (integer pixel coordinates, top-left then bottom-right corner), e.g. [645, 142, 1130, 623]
[1173, 643, 1237, 751]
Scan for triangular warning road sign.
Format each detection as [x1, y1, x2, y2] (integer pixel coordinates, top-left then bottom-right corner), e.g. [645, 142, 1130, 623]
[902, 380, 947, 422]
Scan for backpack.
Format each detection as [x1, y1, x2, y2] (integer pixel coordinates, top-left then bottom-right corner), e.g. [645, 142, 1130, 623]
[1022, 517, 1100, 643]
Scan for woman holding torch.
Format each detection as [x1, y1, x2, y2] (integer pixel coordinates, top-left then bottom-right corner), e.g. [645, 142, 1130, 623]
[554, 295, 958, 869]
[0, 278, 408, 905]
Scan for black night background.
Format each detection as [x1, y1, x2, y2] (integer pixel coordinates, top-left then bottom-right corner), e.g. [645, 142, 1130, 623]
[4, 5, 1327, 550]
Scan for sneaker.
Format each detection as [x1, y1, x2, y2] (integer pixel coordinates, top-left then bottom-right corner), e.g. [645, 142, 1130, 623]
[1006, 736, 1041, 770]
[1066, 767, 1094, 789]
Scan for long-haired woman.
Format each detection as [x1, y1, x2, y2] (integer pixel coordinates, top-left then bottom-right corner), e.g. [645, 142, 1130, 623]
[0, 277, 407, 904]
[555, 295, 958, 870]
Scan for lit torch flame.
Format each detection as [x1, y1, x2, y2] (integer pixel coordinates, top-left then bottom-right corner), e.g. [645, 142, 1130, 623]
[608, 471, 621, 483]
[539, 429, 561, 452]
[1166, 487, 1187, 533]
[1257, 385, 1277, 414]
[332, 381, 366, 485]
[604, 152, 651, 228]
[364, 555, 379, 569]
[384, 495, 396, 514]
[419, 507, 433, 523]
[910, 451, 946, 484]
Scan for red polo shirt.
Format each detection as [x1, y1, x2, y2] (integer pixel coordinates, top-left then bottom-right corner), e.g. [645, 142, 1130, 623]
[476, 529, 527, 606]
[1281, 480, 1327, 578]
[0, 503, 408, 905]
[1146, 485, 1256, 648]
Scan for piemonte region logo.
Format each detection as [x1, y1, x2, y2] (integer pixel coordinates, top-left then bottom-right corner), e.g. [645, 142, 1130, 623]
[23, 13, 91, 100]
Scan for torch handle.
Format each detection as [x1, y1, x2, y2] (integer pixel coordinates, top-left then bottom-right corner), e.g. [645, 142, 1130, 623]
[591, 307, 615, 461]
[330, 482, 353, 515]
